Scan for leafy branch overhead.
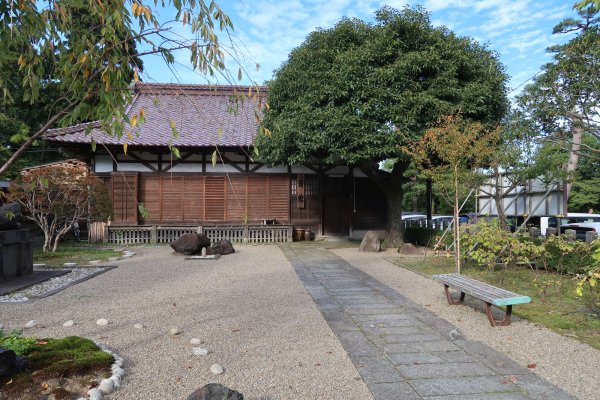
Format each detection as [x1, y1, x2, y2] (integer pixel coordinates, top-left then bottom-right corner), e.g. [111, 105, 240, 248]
[0, 0, 239, 176]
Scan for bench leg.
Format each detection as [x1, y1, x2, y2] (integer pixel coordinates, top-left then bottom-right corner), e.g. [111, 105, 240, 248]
[485, 303, 512, 326]
[444, 285, 465, 305]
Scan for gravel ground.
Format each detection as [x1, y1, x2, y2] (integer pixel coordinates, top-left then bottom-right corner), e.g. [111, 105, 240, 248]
[331, 247, 600, 400]
[0, 245, 371, 400]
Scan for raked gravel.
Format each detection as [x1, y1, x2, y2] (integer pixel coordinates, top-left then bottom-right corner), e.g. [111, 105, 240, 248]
[331, 247, 600, 400]
[0, 267, 108, 303]
[0, 245, 371, 400]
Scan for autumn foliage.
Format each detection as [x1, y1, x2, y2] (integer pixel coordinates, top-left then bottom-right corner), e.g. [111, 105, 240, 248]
[6, 166, 112, 252]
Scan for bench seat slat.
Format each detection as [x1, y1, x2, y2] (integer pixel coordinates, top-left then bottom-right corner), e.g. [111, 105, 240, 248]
[433, 274, 531, 306]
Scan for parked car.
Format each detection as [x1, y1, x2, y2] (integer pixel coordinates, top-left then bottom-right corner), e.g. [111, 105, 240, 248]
[540, 213, 600, 236]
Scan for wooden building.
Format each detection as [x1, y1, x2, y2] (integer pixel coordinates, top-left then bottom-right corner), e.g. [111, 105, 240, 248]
[43, 83, 386, 240]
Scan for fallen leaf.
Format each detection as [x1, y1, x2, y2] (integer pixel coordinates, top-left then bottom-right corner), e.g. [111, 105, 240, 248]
[425, 304, 431, 307]
[527, 363, 537, 369]
[6, 379, 12, 385]
[232, 329, 241, 332]
[36, 341, 48, 345]
[314, 363, 321, 367]
[41, 383, 49, 390]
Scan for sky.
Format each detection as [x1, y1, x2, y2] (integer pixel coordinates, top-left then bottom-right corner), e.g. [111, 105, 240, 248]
[141, 0, 576, 96]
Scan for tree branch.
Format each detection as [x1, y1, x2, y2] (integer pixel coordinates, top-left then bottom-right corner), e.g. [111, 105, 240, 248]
[0, 100, 80, 176]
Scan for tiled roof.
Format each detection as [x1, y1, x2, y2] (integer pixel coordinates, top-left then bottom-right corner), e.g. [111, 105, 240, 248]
[44, 83, 267, 148]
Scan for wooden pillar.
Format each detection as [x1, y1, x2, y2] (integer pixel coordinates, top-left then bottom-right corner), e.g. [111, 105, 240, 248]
[426, 178, 433, 220]
[150, 226, 157, 244]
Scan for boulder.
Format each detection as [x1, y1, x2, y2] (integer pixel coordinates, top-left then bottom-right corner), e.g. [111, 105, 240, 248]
[171, 233, 211, 255]
[398, 242, 425, 255]
[0, 348, 16, 377]
[210, 239, 235, 255]
[187, 383, 243, 400]
[359, 231, 380, 252]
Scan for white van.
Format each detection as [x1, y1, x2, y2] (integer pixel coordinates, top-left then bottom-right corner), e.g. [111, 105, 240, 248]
[540, 213, 600, 235]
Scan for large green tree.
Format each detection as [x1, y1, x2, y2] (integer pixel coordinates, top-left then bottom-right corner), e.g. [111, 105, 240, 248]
[256, 6, 508, 246]
[0, 0, 241, 177]
[516, 5, 599, 212]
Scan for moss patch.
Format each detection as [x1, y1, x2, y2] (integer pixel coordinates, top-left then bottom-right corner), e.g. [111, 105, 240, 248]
[34, 244, 121, 267]
[0, 336, 114, 399]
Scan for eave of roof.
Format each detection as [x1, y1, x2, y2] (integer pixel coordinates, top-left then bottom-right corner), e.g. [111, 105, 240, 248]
[44, 83, 267, 149]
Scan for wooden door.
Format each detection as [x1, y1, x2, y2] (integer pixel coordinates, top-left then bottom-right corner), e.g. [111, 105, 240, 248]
[323, 194, 349, 236]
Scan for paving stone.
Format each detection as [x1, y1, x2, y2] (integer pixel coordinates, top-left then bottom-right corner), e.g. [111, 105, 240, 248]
[366, 381, 421, 400]
[455, 340, 530, 375]
[385, 352, 446, 365]
[381, 332, 444, 343]
[409, 376, 521, 397]
[353, 357, 403, 383]
[424, 394, 532, 400]
[384, 340, 461, 354]
[510, 373, 576, 400]
[397, 362, 497, 379]
[336, 330, 380, 357]
[432, 350, 478, 363]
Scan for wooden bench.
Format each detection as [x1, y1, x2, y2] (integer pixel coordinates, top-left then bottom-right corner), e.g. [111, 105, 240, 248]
[433, 273, 531, 326]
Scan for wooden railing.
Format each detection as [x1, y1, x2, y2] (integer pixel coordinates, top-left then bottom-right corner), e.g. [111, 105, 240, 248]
[89, 223, 292, 245]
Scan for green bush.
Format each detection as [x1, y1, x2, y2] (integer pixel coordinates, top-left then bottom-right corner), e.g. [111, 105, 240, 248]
[404, 227, 439, 247]
[460, 221, 600, 276]
[460, 220, 541, 269]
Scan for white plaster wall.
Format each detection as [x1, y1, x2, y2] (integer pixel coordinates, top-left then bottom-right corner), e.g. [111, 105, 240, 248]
[205, 163, 243, 173]
[325, 166, 349, 175]
[117, 163, 157, 172]
[95, 155, 113, 173]
[168, 163, 202, 173]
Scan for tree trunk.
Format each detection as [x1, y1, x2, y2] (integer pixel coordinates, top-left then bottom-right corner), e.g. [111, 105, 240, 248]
[358, 160, 409, 249]
[454, 165, 461, 274]
[564, 114, 583, 214]
[493, 167, 509, 231]
[383, 187, 405, 248]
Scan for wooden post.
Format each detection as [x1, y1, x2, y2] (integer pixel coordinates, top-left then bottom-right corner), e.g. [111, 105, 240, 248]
[287, 226, 293, 242]
[150, 226, 157, 244]
[243, 225, 249, 243]
[103, 225, 109, 243]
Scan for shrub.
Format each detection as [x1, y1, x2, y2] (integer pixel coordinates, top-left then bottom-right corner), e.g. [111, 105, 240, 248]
[460, 220, 541, 269]
[404, 226, 439, 247]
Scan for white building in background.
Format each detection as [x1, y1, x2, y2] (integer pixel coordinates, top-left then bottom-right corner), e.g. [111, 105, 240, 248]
[477, 174, 565, 217]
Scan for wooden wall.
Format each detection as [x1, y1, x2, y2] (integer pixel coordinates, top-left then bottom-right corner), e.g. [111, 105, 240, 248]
[108, 173, 290, 225]
[353, 178, 386, 230]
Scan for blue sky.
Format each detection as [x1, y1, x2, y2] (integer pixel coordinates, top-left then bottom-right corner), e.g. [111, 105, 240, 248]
[141, 0, 575, 96]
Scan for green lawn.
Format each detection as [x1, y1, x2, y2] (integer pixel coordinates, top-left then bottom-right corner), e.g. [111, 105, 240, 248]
[33, 244, 121, 267]
[389, 256, 600, 350]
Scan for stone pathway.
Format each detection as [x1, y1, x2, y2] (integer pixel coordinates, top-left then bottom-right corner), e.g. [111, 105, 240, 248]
[281, 245, 575, 400]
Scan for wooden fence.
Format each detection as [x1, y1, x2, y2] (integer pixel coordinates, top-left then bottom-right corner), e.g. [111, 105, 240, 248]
[403, 219, 452, 231]
[88, 223, 292, 245]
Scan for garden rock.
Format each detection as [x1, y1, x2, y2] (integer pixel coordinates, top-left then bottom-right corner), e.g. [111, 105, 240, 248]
[0, 348, 16, 377]
[192, 347, 209, 356]
[187, 383, 243, 400]
[210, 363, 224, 375]
[24, 320, 36, 328]
[96, 319, 109, 326]
[190, 338, 202, 345]
[211, 239, 235, 255]
[63, 320, 74, 327]
[171, 233, 211, 255]
[398, 242, 425, 255]
[359, 231, 380, 252]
